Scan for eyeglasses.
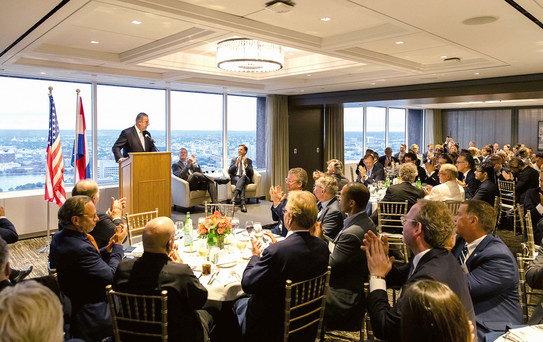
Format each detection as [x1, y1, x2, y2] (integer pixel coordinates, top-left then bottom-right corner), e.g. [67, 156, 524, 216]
[400, 216, 418, 225]
[79, 213, 98, 219]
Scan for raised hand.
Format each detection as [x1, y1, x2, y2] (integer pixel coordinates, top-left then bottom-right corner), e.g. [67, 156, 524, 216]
[361, 231, 394, 278]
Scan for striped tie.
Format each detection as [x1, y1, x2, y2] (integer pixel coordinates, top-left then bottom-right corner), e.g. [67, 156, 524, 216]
[458, 244, 469, 264]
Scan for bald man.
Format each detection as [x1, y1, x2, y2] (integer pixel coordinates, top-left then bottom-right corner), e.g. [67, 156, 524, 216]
[113, 217, 213, 342]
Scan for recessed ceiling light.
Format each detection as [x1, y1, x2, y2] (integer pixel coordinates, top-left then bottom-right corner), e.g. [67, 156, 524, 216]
[300, 90, 305, 92]
[287, 52, 294, 56]
[320, 17, 332, 22]
[440, 55, 448, 59]
[371, 82, 376, 85]
[131, 20, 142, 24]
[474, 72, 480, 75]
[395, 41, 404, 45]
[307, 74, 311, 77]
[90, 41, 99, 44]
[40, 72, 46, 75]
[462, 16, 498, 25]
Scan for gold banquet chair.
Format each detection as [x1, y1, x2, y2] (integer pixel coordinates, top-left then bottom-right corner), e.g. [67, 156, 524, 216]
[283, 266, 331, 342]
[498, 180, 522, 234]
[124, 208, 158, 246]
[106, 285, 168, 342]
[204, 202, 236, 218]
[522, 212, 536, 261]
[516, 254, 543, 323]
[377, 201, 409, 263]
[444, 200, 463, 216]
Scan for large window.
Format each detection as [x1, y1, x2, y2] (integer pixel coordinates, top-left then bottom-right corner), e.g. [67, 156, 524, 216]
[344, 106, 364, 163]
[366, 107, 386, 155]
[171, 91, 223, 172]
[0, 76, 91, 192]
[388, 108, 406, 150]
[97, 85, 166, 184]
[227, 95, 257, 167]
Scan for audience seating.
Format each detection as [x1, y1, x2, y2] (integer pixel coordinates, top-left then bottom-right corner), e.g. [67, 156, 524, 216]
[105, 284, 168, 342]
[171, 174, 211, 210]
[498, 180, 521, 234]
[516, 254, 543, 323]
[225, 169, 262, 203]
[362, 282, 373, 342]
[493, 196, 502, 233]
[124, 208, 158, 246]
[522, 212, 536, 261]
[444, 200, 462, 215]
[283, 266, 331, 342]
[204, 202, 236, 218]
[377, 200, 409, 263]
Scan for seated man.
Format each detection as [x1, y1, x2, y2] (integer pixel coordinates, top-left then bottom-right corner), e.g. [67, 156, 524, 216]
[172, 148, 229, 204]
[114, 217, 212, 342]
[526, 245, 543, 324]
[356, 153, 384, 185]
[362, 200, 476, 342]
[403, 152, 428, 184]
[523, 170, 543, 245]
[504, 157, 539, 204]
[313, 176, 344, 240]
[228, 144, 254, 212]
[269, 168, 307, 237]
[456, 152, 480, 199]
[0, 206, 32, 283]
[234, 190, 329, 342]
[313, 159, 349, 192]
[71, 179, 126, 248]
[378, 147, 399, 168]
[370, 163, 425, 224]
[393, 143, 407, 162]
[452, 200, 522, 341]
[472, 162, 499, 206]
[325, 182, 376, 331]
[426, 163, 465, 202]
[49, 195, 126, 341]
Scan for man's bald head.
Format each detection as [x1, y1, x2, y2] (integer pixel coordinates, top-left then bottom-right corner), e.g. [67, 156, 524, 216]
[142, 217, 176, 254]
[71, 180, 99, 204]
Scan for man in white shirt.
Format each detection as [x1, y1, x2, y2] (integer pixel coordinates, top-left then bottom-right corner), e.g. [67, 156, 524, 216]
[426, 163, 465, 202]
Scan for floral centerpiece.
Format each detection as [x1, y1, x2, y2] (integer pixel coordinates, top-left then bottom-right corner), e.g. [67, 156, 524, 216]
[197, 211, 232, 249]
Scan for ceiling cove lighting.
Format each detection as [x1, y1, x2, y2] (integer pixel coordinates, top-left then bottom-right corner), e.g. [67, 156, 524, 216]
[320, 17, 332, 21]
[216, 38, 284, 72]
[131, 20, 142, 24]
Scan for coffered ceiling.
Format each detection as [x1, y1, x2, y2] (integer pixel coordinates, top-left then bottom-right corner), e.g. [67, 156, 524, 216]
[2, 0, 543, 103]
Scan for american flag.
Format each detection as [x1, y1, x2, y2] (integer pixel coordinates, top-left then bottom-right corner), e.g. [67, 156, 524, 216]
[45, 93, 66, 206]
[71, 93, 89, 182]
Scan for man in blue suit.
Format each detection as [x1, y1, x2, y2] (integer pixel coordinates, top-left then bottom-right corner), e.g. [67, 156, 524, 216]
[452, 200, 522, 341]
[313, 175, 344, 240]
[269, 168, 307, 237]
[49, 195, 127, 341]
[112, 112, 157, 163]
[472, 163, 499, 206]
[356, 153, 384, 185]
[234, 190, 329, 342]
[228, 144, 254, 212]
[523, 170, 543, 246]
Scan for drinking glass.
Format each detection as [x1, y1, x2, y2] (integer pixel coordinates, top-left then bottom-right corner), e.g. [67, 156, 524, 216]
[236, 236, 249, 257]
[253, 222, 263, 240]
[174, 221, 184, 240]
[245, 220, 254, 234]
[197, 240, 209, 262]
[198, 217, 205, 226]
[231, 217, 240, 229]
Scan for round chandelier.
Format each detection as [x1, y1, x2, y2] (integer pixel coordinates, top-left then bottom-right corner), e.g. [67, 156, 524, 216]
[216, 38, 284, 72]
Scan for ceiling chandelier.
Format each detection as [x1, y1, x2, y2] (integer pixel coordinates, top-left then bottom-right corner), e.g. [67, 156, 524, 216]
[216, 38, 284, 72]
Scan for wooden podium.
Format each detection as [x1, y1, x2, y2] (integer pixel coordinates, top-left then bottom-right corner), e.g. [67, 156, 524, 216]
[119, 152, 171, 218]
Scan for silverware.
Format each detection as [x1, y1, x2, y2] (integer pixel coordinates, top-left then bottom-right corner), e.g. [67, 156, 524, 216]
[207, 270, 220, 285]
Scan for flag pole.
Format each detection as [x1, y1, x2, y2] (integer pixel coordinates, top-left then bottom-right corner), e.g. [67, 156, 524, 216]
[74, 89, 80, 182]
[38, 86, 54, 254]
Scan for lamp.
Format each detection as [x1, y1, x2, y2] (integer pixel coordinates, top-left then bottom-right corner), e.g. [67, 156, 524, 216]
[216, 38, 284, 72]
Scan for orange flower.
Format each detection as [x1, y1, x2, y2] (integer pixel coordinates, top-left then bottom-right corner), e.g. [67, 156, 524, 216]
[197, 224, 208, 235]
[216, 226, 225, 235]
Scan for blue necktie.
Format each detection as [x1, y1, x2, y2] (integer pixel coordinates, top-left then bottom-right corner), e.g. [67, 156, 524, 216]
[458, 244, 469, 264]
[408, 262, 415, 279]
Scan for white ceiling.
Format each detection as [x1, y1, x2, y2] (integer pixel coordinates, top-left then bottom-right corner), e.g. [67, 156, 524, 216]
[2, 0, 543, 105]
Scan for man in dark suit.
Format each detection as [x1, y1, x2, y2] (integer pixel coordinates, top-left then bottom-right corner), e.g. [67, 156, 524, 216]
[325, 182, 376, 331]
[228, 144, 253, 212]
[505, 157, 539, 204]
[523, 170, 543, 246]
[393, 143, 407, 162]
[452, 200, 522, 341]
[456, 152, 480, 199]
[370, 163, 425, 224]
[378, 147, 399, 168]
[356, 153, 384, 185]
[314, 176, 344, 240]
[71, 180, 126, 248]
[526, 245, 543, 324]
[313, 159, 349, 193]
[472, 163, 499, 206]
[112, 112, 158, 163]
[362, 200, 476, 342]
[404, 152, 428, 184]
[234, 190, 329, 342]
[172, 148, 229, 204]
[0, 206, 33, 283]
[113, 217, 213, 342]
[269, 168, 307, 237]
[49, 195, 127, 341]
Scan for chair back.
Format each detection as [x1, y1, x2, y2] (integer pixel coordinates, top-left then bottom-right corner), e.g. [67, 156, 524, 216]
[376, 201, 408, 234]
[444, 200, 462, 215]
[493, 196, 502, 233]
[498, 180, 516, 207]
[204, 202, 236, 218]
[106, 284, 168, 342]
[283, 266, 331, 342]
[523, 212, 536, 260]
[516, 253, 543, 324]
[125, 208, 159, 245]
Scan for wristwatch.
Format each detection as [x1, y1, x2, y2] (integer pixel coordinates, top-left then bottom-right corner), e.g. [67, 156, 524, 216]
[370, 275, 384, 280]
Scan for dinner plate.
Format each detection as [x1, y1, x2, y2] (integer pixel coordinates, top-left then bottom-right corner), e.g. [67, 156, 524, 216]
[216, 261, 238, 268]
[183, 246, 197, 253]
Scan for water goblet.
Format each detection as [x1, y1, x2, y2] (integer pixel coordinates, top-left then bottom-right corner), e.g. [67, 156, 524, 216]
[245, 220, 254, 234]
[253, 222, 263, 241]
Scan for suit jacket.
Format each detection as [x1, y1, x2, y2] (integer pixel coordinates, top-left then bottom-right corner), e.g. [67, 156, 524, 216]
[228, 157, 254, 181]
[241, 231, 329, 342]
[415, 164, 428, 184]
[112, 126, 157, 162]
[473, 180, 499, 206]
[378, 155, 398, 167]
[427, 170, 440, 186]
[370, 182, 425, 223]
[452, 235, 522, 340]
[462, 169, 481, 199]
[172, 160, 202, 180]
[114, 252, 208, 342]
[428, 180, 465, 202]
[326, 212, 376, 330]
[356, 161, 385, 185]
[515, 166, 539, 204]
[526, 246, 543, 324]
[524, 187, 543, 245]
[318, 197, 345, 240]
[367, 248, 476, 341]
[270, 199, 288, 237]
[333, 173, 350, 191]
[0, 217, 18, 243]
[90, 211, 122, 249]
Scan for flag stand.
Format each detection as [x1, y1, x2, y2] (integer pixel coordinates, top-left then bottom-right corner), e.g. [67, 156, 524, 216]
[38, 202, 51, 254]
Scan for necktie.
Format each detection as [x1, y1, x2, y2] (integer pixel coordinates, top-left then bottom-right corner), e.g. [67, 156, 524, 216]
[408, 262, 415, 279]
[238, 160, 243, 176]
[138, 131, 145, 150]
[458, 244, 469, 264]
[86, 234, 100, 253]
[317, 202, 323, 211]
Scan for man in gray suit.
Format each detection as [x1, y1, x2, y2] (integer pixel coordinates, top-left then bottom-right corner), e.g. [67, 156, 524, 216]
[313, 176, 344, 240]
[325, 182, 377, 331]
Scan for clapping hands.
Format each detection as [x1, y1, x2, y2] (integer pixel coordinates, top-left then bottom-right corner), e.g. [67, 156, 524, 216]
[361, 231, 394, 278]
[269, 185, 286, 206]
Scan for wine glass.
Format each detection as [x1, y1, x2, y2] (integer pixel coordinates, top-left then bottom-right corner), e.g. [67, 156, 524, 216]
[174, 221, 184, 240]
[236, 235, 249, 258]
[197, 240, 209, 262]
[245, 220, 254, 234]
[198, 217, 205, 226]
[231, 217, 240, 229]
[253, 222, 263, 241]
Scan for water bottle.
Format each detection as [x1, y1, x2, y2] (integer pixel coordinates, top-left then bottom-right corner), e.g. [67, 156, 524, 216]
[416, 179, 422, 189]
[385, 177, 390, 188]
[184, 212, 193, 247]
[207, 223, 217, 247]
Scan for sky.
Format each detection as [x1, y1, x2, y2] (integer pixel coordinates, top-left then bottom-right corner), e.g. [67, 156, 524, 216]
[344, 106, 406, 132]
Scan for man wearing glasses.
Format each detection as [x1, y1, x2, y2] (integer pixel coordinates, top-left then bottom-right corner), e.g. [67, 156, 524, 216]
[425, 163, 465, 202]
[361, 200, 476, 341]
[456, 152, 480, 199]
[268, 168, 307, 237]
[49, 196, 127, 341]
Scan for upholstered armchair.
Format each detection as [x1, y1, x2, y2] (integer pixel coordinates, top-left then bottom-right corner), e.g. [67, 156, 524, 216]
[171, 174, 211, 210]
[225, 169, 262, 203]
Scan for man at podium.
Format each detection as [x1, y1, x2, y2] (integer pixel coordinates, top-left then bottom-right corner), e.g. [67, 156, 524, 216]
[112, 112, 158, 163]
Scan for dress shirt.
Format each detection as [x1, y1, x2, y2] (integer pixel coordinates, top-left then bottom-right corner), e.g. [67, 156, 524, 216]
[134, 125, 145, 150]
[317, 198, 332, 219]
[369, 248, 431, 292]
[464, 234, 487, 259]
[285, 229, 310, 238]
